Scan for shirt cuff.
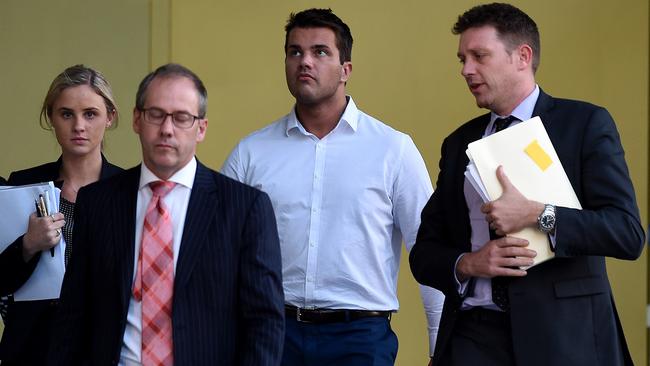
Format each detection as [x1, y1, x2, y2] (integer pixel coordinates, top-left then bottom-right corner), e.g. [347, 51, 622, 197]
[454, 253, 470, 296]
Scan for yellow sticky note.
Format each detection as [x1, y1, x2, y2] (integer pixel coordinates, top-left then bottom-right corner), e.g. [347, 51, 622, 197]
[524, 140, 553, 171]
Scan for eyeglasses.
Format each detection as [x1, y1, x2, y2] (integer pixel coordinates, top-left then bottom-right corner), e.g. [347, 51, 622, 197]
[140, 107, 201, 129]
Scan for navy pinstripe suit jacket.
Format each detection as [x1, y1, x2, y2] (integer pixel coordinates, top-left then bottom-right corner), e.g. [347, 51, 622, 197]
[47, 161, 284, 365]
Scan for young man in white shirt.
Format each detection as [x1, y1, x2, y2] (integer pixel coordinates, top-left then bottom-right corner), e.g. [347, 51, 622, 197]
[222, 8, 443, 366]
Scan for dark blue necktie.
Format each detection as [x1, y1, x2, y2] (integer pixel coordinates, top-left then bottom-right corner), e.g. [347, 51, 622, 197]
[490, 115, 517, 311]
[494, 115, 516, 133]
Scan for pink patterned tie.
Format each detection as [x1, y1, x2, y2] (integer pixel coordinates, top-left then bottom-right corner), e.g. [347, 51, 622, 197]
[133, 181, 176, 366]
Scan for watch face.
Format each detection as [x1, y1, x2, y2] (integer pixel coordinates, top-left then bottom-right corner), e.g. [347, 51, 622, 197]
[541, 215, 555, 230]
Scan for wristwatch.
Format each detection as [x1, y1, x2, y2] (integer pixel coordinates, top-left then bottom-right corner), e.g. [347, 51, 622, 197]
[537, 204, 556, 233]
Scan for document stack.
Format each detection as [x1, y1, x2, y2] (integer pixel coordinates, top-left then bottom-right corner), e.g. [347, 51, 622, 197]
[465, 117, 582, 267]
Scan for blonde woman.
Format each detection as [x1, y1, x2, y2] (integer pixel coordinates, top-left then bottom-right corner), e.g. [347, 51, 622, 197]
[0, 65, 123, 365]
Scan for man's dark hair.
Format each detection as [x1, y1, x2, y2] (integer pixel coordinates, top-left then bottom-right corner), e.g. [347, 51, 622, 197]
[284, 8, 353, 64]
[136, 63, 208, 118]
[453, 3, 540, 73]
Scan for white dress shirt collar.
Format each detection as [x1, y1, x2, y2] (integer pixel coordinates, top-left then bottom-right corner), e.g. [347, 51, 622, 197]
[285, 96, 360, 137]
[138, 157, 197, 190]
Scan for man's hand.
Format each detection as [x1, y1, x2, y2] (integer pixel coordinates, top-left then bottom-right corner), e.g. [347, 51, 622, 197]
[456, 236, 536, 281]
[481, 166, 544, 235]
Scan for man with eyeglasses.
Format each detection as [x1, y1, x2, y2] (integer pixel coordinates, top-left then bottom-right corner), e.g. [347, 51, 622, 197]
[48, 63, 285, 366]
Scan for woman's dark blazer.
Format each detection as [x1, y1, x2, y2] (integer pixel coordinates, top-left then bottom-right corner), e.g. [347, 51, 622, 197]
[0, 156, 122, 365]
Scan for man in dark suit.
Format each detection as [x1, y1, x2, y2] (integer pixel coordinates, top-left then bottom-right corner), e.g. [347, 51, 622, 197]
[48, 63, 285, 365]
[410, 3, 644, 366]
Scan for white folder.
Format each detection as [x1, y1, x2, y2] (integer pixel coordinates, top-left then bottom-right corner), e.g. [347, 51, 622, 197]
[466, 116, 582, 267]
[0, 182, 66, 300]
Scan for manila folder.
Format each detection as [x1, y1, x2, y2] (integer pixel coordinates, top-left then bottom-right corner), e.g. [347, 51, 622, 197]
[466, 116, 582, 267]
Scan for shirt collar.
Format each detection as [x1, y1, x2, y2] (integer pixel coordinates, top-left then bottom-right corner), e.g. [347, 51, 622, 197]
[285, 95, 360, 136]
[139, 156, 197, 190]
[489, 84, 540, 125]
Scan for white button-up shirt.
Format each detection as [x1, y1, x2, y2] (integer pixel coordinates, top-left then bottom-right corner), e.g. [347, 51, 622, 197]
[222, 97, 444, 353]
[120, 158, 196, 365]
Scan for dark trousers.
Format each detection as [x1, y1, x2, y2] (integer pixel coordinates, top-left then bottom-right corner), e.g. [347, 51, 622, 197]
[438, 308, 515, 366]
[282, 316, 398, 366]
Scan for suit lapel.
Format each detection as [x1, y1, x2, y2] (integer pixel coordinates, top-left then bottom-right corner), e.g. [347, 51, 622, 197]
[461, 115, 489, 164]
[116, 167, 140, 313]
[174, 162, 219, 290]
[456, 113, 490, 189]
[454, 114, 490, 249]
[532, 89, 556, 130]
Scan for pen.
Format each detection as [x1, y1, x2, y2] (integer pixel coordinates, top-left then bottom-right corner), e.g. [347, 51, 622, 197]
[35, 197, 45, 218]
[37, 194, 55, 257]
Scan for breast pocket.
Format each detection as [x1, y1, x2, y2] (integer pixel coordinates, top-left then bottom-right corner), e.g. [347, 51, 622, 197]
[553, 276, 607, 298]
